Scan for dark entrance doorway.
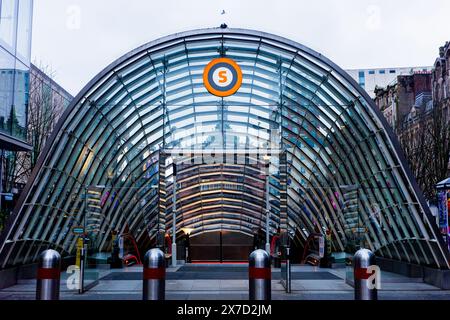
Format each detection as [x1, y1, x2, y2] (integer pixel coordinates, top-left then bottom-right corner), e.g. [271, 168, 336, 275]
[189, 231, 253, 262]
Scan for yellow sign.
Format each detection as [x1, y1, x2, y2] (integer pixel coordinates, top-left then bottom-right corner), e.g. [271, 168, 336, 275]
[203, 58, 242, 97]
[76, 238, 83, 267]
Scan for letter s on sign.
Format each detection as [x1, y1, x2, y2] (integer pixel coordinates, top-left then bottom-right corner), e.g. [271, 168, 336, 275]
[219, 70, 227, 83]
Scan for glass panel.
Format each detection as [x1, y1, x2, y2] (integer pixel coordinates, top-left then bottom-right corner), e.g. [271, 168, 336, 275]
[12, 59, 29, 140]
[0, 0, 17, 53]
[0, 46, 14, 136]
[16, 0, 32, 65]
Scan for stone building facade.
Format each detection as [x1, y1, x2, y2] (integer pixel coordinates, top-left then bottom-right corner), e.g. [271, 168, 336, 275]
[432, 42, 450, 122]
[374, 41, 450, 198]
[374, 73, 432, 135]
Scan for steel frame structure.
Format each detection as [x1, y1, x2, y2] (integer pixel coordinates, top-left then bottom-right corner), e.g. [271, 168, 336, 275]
[0, 28, 448, 269]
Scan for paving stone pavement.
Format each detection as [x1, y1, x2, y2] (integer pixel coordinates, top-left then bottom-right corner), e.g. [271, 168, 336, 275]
[1, 264, 450, 300]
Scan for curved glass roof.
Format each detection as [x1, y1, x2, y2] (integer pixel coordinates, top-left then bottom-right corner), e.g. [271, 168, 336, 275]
[0, 28, 448, 269]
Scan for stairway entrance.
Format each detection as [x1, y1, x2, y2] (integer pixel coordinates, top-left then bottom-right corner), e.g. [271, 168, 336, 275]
[189, 231, 253, 262]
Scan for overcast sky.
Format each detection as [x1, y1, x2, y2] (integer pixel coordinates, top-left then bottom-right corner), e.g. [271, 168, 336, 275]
[32, 0, 450, 96]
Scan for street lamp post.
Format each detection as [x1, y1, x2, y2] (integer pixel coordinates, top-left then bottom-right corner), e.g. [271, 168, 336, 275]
[78, 184, 88, 294]
[172, 162, 177, 267]
[264, 155, 271, 255]
[265, 177, 271, 255]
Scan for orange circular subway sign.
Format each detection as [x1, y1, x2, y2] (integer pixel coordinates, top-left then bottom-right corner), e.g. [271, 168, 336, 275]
[203, 58, 243, 97]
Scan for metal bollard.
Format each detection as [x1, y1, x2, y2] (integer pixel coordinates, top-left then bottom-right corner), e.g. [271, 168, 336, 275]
[78, 245, 86, 294]
[353, 248, 378, 300]
[249, 249, 271, 300]
[285, 246, 291, 293]
[36, 249, 61, 300]
[143, 248, 165, 300]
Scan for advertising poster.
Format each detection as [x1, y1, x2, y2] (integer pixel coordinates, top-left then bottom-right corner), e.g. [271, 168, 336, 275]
[448, 193, 450, 250]
[437, 191, 449, 245]
[319, 236, 325, 258]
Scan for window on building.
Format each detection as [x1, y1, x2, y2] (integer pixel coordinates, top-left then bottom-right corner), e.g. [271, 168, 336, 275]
[0, 0, 18, 53]
[379, 70, 386, 74]
[389, 70, 396, 74]
[16, 0, 33, 66]
[0, 46, 15, 136]
[369, 70, 375, 75]
[12, 60, 29, 140]
[358, 71, 365, 88]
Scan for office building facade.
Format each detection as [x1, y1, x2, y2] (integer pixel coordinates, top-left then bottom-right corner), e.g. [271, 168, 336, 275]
[346, 66, 432, 99]
[0, 0, 33, 151]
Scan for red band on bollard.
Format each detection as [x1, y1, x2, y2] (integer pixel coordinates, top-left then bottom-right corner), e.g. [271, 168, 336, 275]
[143, 267, 166, 280]
[37, 268, 60, 280]
[249, 267, 271, 280]
[354, 267, 374, 280]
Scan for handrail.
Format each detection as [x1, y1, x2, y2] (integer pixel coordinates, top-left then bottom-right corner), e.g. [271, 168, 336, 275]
[120, 233, 142, 264]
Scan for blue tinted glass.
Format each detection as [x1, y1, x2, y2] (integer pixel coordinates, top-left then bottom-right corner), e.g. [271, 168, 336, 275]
[12, 60, 28, 140]
[358, 71, 365, 87]
[16, 0, 33, 65]
[0, 0, 18, 53]
[0, 46, 15, 136]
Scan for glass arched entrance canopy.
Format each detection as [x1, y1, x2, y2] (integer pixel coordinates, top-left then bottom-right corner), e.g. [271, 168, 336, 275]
[1, 28, 448, 269]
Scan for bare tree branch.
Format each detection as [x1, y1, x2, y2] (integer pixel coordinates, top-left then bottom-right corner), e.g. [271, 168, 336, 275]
[401, 101, 450, 200]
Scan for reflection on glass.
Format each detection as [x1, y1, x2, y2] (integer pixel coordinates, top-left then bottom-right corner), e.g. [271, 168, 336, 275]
[16, 0, 33, 65]
[0, 0, 31, 142]
[0, 46, 15, 136]
[0, 0, 18, 52]
[11, 61, 28, 140]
